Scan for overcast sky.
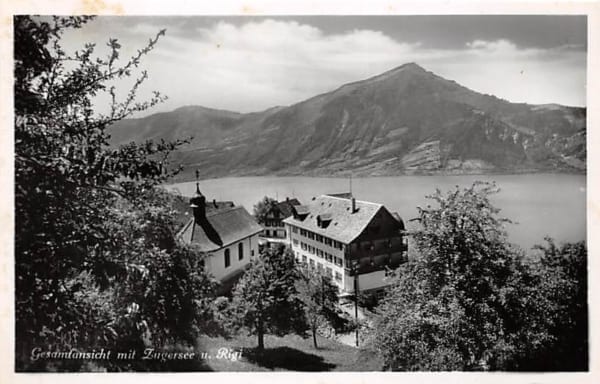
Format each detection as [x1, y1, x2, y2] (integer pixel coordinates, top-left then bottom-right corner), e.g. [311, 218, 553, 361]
[57, 15, 587, 115]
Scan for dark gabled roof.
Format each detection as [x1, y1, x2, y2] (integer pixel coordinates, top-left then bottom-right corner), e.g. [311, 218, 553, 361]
[178, 206, 263, 252]
[170, 193, 235, 229]
[206, 200, 235, 212]
[392, 212, 406, 230]
[276, 198, 301, 218]
[283, 195, 384, 244]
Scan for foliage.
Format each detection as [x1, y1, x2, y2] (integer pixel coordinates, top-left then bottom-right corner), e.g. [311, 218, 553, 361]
[538, 239, 587, 366]
[229, 245, 307, 351]
[372, 182, 588, 371]
[252, 196, 278, 225]
[295, 266, 339, 348]
[357, 290, 382, 312]
[374, 262, 467, 370]
[14, 16, 214, 371]
[373, 182, 528, 370]
[512, 239, 588, 370]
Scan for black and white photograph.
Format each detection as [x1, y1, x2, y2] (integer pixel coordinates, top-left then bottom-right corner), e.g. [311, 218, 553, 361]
[4, 0, 597, 378]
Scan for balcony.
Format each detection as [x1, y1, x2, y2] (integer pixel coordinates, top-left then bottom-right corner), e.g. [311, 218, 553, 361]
[344, 251, 408, 276]
[346, 241, 407, 260]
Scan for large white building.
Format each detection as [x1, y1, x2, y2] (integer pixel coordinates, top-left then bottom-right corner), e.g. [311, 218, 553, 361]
[178, 185, 263, 283]
[283, 193, 408, 294]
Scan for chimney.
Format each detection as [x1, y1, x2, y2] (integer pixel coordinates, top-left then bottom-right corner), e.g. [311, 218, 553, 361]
[286, 197, 289, 202]
[190, 182, 206, 223]
[351, 197, 357, 214]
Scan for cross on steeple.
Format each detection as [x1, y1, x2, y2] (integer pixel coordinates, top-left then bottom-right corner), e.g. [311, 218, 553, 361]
[195, 169, 201, 195]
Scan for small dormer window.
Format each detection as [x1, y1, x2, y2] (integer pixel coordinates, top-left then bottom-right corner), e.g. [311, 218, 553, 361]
[293, 205, 310, 221]
[317, 213, 332, 228]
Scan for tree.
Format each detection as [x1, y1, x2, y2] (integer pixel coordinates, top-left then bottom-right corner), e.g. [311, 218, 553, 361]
[103, 189, 220, 349]
[14, 16, 214, 371]
[230, 245, 307, 351]
[372, 182, 588, 371]
[373, 182, 525, 370]
[483, 238, 588, 371]
[517, 239, 588, 370]
[252, 196, 278, 225]
[296, 266, 339, 348]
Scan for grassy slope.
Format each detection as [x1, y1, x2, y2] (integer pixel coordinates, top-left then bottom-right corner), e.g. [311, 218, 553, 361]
[196, 333, 383, 372]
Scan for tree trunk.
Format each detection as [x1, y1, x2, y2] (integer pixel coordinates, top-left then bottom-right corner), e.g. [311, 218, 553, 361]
[258, 329, 264, 351]
[312, 325, 318, 349]
[257, 316, 264, 351]
[256, 294, 265, 351]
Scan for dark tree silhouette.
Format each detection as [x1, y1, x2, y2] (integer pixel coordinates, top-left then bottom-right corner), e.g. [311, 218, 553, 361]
[14, 16, 215, 371]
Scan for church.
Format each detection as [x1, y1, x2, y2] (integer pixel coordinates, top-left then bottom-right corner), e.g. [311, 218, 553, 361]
[177, 183, 263, 283]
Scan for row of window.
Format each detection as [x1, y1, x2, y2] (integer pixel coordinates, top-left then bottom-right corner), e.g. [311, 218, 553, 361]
[264, 229, 286, 238]
[263, 219, 283, 227]
[353, 238, 403, 252]
[299, 254, 342, 281]
[291, 226, 344, 250]
[224, 242, 254, 268]
[299, 242, 344, 267]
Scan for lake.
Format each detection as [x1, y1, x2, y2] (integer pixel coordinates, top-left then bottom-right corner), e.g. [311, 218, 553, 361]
[166, 174, 586, 250]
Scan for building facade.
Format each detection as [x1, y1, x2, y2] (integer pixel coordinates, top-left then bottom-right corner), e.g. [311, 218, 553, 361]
[178, 185, 263, 283]
[283, 194, 407, 294]
[261, 197, 301, 239]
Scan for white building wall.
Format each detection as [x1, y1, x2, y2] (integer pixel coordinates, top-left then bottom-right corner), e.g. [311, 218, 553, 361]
[205, 234, 259, 281]
[343, 269, 391, 292]
[286, 223, 347, 292]
[286, 223, 395, 294]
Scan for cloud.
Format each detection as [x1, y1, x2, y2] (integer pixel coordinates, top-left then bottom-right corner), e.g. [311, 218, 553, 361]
[59, 18, 586, 115]
[466, 39, 518, 51]
[133, 19, 427, 112]
[436, 39, 586, 106]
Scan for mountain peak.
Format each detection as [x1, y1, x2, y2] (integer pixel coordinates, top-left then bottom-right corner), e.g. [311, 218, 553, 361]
[360, 62, 431, 85]
[385, 62, 428, 75]
[399, 62, 426, 71]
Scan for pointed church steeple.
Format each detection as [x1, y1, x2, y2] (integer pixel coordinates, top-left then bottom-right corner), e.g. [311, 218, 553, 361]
[190, 169, 206, 222]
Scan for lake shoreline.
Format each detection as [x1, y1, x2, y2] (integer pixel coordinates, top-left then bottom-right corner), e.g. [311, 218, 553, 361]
[165, 174, 586, 250]
[166, 170, 587, 186]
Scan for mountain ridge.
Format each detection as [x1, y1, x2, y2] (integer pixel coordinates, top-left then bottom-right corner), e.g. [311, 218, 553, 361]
[107, 63, 586, 181]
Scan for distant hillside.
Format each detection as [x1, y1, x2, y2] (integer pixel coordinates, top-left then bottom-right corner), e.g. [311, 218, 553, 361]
[108, 63, 586, 180]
